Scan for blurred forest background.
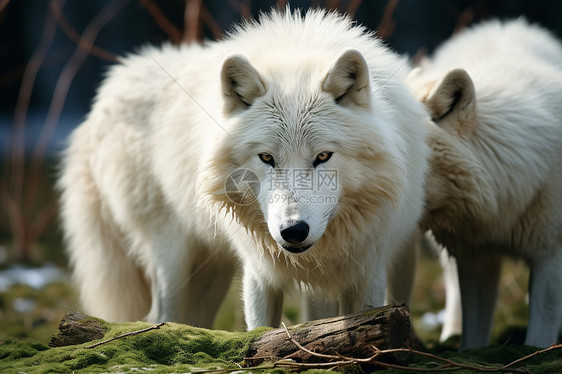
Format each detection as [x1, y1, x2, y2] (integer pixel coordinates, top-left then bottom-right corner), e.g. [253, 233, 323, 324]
[0, 0, 561, 345]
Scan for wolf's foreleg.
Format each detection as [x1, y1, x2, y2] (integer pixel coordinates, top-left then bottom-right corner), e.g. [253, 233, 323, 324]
[242, 267, 283, 330]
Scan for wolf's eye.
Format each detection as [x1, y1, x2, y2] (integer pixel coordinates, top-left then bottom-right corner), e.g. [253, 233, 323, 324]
[313, 152, 333, 167]
[259, 153, 275, 167]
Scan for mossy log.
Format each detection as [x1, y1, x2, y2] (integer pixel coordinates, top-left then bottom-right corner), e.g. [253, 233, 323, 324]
[50, 304, 415, 366]
[245, 304, 416, 366]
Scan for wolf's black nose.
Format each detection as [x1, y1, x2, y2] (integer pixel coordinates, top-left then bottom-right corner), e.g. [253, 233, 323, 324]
[280, 221, 309, 244]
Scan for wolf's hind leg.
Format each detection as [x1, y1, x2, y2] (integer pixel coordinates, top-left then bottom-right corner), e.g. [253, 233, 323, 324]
[457, 253, 501, 350]
[60, 147, 151, 323]
[526, 248, 562, 347]
[180, 248, 236, 328]
[386, 230, 420, 305]
[69, 223, 151, 322]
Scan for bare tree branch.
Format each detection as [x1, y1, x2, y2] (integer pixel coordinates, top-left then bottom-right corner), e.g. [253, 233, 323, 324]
[50, 0, 118, 62]
[4, 0, 61, 259]
[453, 6, 475, 35]
[0, 0, 11, 14]
[138, 0, 182, 43]
[346, 0, 363, 18]
[25, 0, 130, 252]
[228, 0, 252, 19]
[376, 0, 399, 40]
[183, 0, 202, 43]
[199, 4, 223, 40]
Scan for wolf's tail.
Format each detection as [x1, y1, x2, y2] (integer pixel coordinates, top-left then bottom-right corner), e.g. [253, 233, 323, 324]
[58, 124, 151, 322]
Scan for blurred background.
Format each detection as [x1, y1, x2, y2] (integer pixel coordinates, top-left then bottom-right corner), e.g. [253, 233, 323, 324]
[1, 0, 560, 346]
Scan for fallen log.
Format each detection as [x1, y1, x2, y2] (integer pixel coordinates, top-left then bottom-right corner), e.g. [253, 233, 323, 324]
[245, 303, 415, 366]
[50, 304, 416, 367]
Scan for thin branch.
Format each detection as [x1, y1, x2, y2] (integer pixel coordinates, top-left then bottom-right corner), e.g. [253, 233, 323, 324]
[278, 322, 539, 373]
[49, 0, 118, 62]
[183, 0, 202, 43]
[0, 0, 11, 14]
[345, 0, 363, 18]
[228, 0, 251, 19]
[5, 0, 61, 259]
[503, 344, 562, 369]
[326, 0, 342, 11]
[275, 0, 287, 10]
[138, 0, 182, 43]
[199, 4, 223, 40]
[452, 6, 475, 35]
[186, 364, 276, 373]
[376, 0, 399, 40]
[26, 0, 130, 239]
[86, 322, 166, 349]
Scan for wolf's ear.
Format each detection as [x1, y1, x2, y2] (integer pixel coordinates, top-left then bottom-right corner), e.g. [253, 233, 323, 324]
[221, 55, 266, 115]
[425, 69, 477, 134]
[322, 50, 371, 109]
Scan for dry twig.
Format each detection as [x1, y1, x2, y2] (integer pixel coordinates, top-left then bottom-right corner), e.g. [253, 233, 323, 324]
[503, 344, 562, 369]
[276, 322, 561, 373]
[86, 322, 166, 349]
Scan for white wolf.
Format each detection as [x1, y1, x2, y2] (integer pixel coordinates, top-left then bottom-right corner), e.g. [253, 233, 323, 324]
[59, 9, 429, 330]
[407, 19, 562, 349]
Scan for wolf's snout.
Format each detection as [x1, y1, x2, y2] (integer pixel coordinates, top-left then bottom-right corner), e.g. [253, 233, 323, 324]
[280, 221, 309, 244]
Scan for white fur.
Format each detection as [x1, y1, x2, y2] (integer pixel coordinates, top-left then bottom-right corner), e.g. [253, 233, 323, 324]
[407, 18, 562, 349]
[59, 9, 429, 329]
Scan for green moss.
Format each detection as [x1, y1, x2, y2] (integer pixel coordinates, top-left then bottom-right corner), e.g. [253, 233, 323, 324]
[1, 316, 561, 373]
[0, 319, 272, 373]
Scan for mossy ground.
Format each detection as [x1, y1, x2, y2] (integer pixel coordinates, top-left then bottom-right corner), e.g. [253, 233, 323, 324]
[1, 210, 560, 373]
[0, 320, 272, 373]
[1, 322, 560, 373]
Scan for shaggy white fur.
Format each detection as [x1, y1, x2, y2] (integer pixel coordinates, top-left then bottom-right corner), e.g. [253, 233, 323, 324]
[59, 8, 429, 330]
[408, 18, 562, 349]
